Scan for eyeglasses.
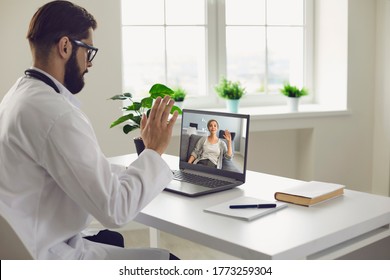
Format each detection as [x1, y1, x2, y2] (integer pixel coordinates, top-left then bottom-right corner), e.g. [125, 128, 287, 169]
[70, 39, 98, 63]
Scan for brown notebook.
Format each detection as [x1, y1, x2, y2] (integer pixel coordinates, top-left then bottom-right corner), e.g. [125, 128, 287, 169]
[274, 181, 344, 207]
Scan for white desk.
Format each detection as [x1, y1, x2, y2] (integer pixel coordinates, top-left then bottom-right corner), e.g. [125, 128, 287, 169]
[109, 154, 390, 259]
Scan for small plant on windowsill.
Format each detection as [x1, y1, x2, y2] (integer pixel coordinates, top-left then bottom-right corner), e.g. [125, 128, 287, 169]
[171, 87, 187, 109]
[109, 83, 182, 154]
[280, 83, 308, 112]
[280, 83, 308, 98]
[215, 77, 245, 113]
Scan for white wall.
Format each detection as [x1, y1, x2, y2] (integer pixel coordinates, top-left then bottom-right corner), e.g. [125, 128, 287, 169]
[0, 0, 389, 196]
[372, 0, 390, 195]
[0, 0, 129, 156]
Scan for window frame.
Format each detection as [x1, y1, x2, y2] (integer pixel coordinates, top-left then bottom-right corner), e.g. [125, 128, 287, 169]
[121, 0, 314, 109]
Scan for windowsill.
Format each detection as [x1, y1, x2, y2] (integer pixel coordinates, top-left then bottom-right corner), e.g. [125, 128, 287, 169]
[238, 104, 350, 120]
[172, 104, 350, 135]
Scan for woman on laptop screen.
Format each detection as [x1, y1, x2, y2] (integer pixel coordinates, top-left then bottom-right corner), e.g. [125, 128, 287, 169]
[187, 119, 233, 169]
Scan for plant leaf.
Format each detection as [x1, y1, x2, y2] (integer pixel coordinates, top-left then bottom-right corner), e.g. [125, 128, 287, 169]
[215, 77, 245, 99]
[132, 115, 142, 126]
[149, 83, 174, 97]
[172, 87, 187, 101]
[146, 108, 151, 118]
[123, 124, 139, 134]
[280, 83, 308, 97]
[109, 94, 127, 100]
[150, 92, 166, 99]
[171, 105, 182, 115]
[124, 102, 142, 111]
[109, 92, 133, 100]
[141, 97, 153, 108]
[110, 114, 134, 128]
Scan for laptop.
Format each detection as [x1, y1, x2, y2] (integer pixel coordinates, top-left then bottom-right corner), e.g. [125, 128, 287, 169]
[164, 109, 250, 197]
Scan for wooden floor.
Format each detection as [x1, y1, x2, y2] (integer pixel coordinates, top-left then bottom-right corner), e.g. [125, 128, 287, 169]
[120, 228, 239, 260]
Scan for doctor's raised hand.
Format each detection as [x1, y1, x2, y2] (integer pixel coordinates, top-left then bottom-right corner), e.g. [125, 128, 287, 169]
[140, 96, 178, 155]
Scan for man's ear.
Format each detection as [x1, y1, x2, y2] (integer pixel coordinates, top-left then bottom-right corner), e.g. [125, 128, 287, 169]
[58, 36, 72, 60]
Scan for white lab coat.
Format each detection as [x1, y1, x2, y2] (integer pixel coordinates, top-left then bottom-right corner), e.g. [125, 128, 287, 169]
[0, 68, 171, 259]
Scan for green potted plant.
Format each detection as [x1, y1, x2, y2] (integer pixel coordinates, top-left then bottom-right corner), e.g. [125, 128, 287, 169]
[171, 87, 187, 109]
[215, 77, 245, 113]
[280, 83, 308, 112]
[109, 83, 181, 154]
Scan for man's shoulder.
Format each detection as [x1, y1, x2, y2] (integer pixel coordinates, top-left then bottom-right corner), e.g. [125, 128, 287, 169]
[4, 78, 79, 130]
[20, 78, 76, 114]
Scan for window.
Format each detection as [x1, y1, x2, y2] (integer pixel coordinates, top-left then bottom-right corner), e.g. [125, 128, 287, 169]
[121, 0, 312, 108]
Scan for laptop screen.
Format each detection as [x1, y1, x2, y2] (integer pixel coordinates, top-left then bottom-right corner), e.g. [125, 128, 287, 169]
[179, 109, 250, 182]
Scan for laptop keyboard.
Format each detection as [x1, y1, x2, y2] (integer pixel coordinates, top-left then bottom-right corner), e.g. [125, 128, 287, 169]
[172, 170, 232, 188]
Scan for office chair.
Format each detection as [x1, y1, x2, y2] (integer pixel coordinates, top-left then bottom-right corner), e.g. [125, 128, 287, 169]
[219, 130, 236, 141]
[0, 214, 33, 259]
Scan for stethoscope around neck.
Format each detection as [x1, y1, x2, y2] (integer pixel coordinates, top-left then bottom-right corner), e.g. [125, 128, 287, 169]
[24, 69, 60, 93]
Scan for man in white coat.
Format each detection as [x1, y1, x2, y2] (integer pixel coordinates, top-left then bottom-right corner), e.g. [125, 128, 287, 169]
[0, 1, 179, 260]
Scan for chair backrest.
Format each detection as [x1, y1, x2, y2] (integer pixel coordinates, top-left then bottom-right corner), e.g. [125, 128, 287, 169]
[189, 122, 198, 129]
[219, 130, 236, 141]
[0, 214, 33, 259]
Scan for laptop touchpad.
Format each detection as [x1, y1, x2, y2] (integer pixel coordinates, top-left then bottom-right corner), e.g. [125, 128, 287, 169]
[166, 180, 210, 195]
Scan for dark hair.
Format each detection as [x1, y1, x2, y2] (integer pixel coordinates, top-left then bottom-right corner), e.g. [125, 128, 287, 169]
[27, 1, 97, 58]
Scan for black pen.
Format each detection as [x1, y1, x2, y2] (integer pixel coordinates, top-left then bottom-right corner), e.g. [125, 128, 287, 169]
[229, 203, 277, 209]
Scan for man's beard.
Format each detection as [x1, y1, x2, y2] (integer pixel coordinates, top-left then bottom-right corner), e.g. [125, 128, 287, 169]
[64, 50, 87, 94]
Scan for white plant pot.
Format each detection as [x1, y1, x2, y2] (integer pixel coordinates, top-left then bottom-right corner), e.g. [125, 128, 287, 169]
[287, 97, 300, 112]
[226, 99, 239, 113]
